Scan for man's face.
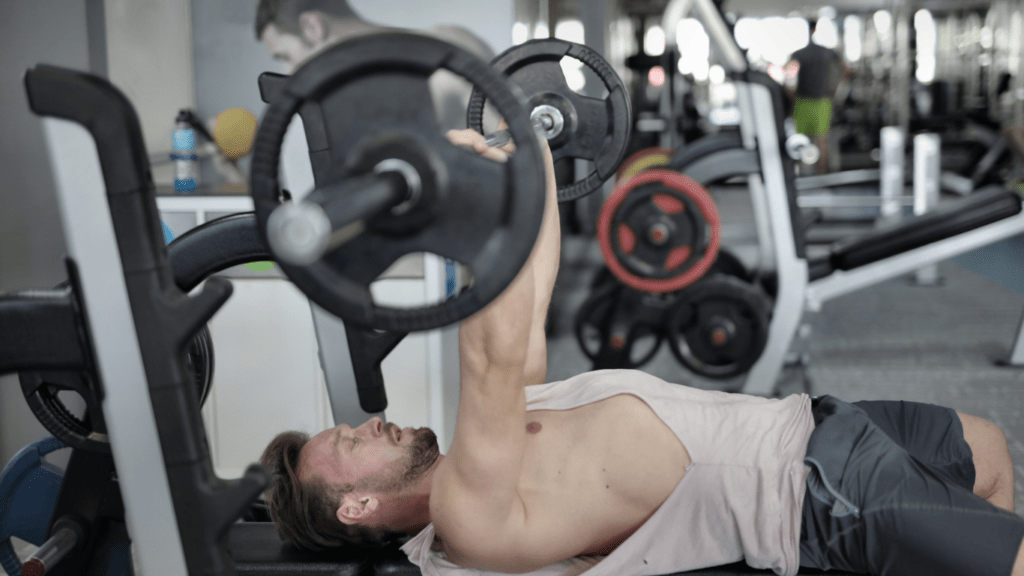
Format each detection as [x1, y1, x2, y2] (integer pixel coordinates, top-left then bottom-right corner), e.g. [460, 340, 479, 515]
[298, 416, 440, 495]
[260, 24, 320, 74]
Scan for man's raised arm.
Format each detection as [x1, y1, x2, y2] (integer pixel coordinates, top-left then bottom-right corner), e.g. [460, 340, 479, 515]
[522, 132, 560, 385]
[448, 128, 559, 386]
[429, 130, 558, 563]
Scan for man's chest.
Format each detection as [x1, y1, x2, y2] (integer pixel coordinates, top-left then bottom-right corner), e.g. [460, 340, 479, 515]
[431, 394, 693, 568]
[513, 394, 691, 553]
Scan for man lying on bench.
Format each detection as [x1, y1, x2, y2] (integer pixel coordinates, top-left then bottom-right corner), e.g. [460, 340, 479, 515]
[260, 128, 1024, 576]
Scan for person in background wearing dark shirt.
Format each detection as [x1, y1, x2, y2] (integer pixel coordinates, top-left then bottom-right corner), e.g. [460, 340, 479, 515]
[787, 19, 850, 173]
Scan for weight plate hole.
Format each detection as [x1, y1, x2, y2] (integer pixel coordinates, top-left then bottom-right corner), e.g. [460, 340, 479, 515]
[368, 253, 471, 307]
[559, 56, 608, 97]
[653, 193, 684, 215]
[665, 245, 693, 271]
[617, 223, 637, 255]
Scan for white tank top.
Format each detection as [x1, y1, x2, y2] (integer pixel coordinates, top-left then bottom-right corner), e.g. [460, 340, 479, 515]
[402, 369, 815, 576]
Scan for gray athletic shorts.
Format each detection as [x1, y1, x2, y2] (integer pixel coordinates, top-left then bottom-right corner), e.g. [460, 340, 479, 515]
[798, 395, 1024, 575]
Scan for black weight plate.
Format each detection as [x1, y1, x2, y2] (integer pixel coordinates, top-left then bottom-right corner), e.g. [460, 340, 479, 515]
[574, 282, 671, 369]
[468, 38, 631, 202]
[20, 371, 110, 453]
[575, 282, 622, 361]
[666, 274, 771, 379]
[20, 283, 215, 453]
[250, 32, 546, 332]
[187, 324, 214, 407]
[708, 248, 750, 282]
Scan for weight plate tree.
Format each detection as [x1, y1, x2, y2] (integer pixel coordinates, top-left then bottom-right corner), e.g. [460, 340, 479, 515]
[467, 38, 632, 202]
[251, 33, 546, 332]
[666, 274, 772, 379]
[597, 169, 722, 294]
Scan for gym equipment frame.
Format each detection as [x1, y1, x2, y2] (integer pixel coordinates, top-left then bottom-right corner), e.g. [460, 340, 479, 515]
[3, 25, 992, 576]
[661, 0, 1024, 396]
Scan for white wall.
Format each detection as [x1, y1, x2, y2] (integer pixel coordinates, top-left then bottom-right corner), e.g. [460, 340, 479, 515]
[0, 0, 92, 466]
[0, 0, 194, 464]
[105, 0, 195, 185]
[351, 0, 515, 54]
[190, 0, 279, 186]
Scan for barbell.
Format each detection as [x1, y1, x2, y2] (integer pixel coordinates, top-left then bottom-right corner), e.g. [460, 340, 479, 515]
[252, 32, 631, 333]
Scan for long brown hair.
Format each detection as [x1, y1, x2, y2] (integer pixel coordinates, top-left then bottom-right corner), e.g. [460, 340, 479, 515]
[259, 430, 402, 549]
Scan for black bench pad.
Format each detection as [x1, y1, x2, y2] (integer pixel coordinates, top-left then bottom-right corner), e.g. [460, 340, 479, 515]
[229, 523, 369, 575]
[230, 524, 862, 575]
[811, 187, 1022, 280]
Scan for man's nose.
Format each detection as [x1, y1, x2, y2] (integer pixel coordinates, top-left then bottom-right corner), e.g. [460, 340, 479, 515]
[364, 417, 383, 436]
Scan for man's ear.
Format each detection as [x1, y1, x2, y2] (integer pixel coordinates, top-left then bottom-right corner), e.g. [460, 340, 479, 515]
[298, 11, 328, 46]
[336, 492, 380, 526]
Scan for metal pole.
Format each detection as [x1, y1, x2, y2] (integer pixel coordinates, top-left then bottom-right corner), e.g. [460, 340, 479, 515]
[893, 0, 913, 132]
[1015, 4, 1024, 127]
[913, 133, 942, 285]
[1009, 309, 1024, 366]
[879, 126, 905, 223]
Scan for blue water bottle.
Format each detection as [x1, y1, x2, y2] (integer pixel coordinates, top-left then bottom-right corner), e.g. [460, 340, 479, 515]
[172, 110, 198, 193]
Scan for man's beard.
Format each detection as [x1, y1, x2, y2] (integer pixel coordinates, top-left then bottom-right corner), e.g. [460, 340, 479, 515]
[363, 427, 440, 494]
[401, 428, 440, 484]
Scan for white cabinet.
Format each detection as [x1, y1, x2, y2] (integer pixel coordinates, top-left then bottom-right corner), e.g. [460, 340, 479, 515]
[157, 194, 460, 479]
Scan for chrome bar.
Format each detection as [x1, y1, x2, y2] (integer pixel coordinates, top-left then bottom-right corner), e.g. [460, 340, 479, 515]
[742, 84, 808, 397]
[879, 126, 905, 221]
[913, 134, 942, 285]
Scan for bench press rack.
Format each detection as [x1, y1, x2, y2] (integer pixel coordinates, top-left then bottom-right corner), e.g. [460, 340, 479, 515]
[0, 27, 947, 576]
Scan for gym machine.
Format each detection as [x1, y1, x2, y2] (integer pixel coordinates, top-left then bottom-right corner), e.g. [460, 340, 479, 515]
[0, 25, 871, 576]
[248, 35, 632, 428]
[593, 0, 1024, 395]
[0, 31, 557, 576]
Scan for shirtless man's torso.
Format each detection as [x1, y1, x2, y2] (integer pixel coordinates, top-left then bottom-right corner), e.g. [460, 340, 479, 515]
[434, 393, 692, 569]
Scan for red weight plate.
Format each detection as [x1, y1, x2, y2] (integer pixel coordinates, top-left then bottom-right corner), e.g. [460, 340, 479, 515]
[617, 223, 637, 255]
[598, 169, 721, 294]
[653, 193, 684, 215]
[665, 245, 693, 271]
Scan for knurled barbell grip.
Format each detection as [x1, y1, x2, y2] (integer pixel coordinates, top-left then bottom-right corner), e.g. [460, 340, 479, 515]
[267, 171, 408, 266]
